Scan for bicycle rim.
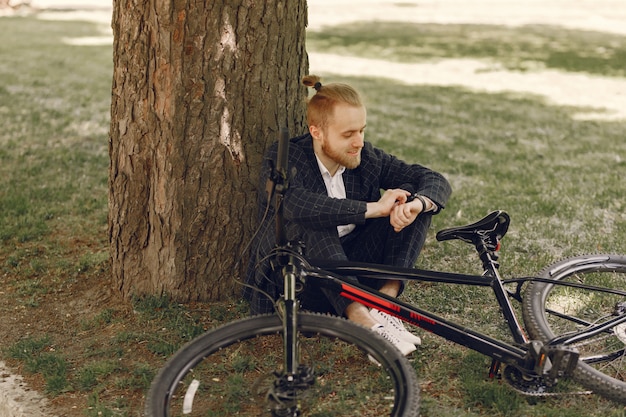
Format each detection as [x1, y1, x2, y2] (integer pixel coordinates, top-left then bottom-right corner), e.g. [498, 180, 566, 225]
[522, 254, 626, 403]
[145, 312, 420, 416]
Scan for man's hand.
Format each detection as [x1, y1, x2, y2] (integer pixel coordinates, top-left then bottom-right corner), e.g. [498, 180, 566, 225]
[365, 189, 410, 219]
[390, 199, 424, 232]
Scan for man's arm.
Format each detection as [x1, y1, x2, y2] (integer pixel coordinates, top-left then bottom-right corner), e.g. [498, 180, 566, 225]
[365, 189, 411, 219]
[372, 145, 452, 211]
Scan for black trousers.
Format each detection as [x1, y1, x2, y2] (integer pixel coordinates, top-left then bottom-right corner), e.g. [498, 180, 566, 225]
[298, 214, 432, 316]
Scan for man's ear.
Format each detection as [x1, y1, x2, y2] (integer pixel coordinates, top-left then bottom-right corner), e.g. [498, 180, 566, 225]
[309, 125, 322, 141]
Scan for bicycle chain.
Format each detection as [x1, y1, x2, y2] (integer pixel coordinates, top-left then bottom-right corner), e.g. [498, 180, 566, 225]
[503, 366, 592, 397]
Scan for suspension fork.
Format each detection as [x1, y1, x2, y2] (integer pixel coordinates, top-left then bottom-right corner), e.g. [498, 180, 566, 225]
[282, 259, 300, 377]
[272, 127, 300, 378]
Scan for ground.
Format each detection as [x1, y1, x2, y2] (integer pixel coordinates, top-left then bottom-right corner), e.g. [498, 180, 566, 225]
[0, 240, 137, 416]
[1, 1, 625, 416]
[0, 242, 229, 416]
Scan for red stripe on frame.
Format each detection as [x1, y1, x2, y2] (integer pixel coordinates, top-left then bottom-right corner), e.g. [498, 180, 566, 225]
[341, 284, 400, 312]
[342, 284, 437, 329]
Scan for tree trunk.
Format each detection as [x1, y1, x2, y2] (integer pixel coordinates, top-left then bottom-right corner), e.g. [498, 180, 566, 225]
[109, 0, 308, 302]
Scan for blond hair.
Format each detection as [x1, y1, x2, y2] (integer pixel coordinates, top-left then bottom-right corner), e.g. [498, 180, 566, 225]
[302, 75, 364, 130]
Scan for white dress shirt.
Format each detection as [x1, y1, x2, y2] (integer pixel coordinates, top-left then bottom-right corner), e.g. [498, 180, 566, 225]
[315, 155, 356, 237]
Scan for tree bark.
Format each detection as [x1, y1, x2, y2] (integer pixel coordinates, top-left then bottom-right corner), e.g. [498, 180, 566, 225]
[109, 0, 308, 301]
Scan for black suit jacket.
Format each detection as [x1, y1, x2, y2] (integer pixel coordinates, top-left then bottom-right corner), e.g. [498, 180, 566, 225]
[244, 133, 452, 314]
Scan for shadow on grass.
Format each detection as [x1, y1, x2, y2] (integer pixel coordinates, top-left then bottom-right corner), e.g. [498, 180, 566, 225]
[308, 22, 626, 78]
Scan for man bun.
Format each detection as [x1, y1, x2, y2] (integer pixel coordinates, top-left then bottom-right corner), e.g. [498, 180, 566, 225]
[303, 75, 322, 91]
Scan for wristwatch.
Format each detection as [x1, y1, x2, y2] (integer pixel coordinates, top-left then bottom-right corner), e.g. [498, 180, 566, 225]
[410, 194, 440, 214]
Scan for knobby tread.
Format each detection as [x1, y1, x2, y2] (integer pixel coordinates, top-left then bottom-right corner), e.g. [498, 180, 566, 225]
[145, 312, 420, 416]
[522, 254, 626, 404]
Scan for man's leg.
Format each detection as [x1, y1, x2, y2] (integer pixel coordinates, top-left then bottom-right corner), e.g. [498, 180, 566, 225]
[297, 227, 357, 316]
[299, 223, 423, 355]
[300, 214, 431, 312]
[344, 213, 432, 292]
[343, 214, 431, 347]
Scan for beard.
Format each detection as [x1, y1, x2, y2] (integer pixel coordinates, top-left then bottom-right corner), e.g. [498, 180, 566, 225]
[321, 139, 361, 169]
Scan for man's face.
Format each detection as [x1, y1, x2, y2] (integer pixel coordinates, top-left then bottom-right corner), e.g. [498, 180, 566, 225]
[317, 103, 366, 169]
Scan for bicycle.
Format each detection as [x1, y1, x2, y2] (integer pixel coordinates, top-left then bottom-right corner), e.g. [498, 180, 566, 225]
[146, 131, 626, 416]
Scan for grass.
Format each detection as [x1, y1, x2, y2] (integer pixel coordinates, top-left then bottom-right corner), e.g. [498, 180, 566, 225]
[7, 336, 71, 395]
[0, 10, 625, 417]
[0, 16, 110, 245]
[307, 22, 626, 77]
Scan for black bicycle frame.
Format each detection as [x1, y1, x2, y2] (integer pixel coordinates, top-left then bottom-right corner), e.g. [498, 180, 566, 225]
[309, 260, 530, 370]
[305, 258, 626, 375]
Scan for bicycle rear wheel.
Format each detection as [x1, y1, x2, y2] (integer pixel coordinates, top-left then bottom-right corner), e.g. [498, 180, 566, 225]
[145, 312, 420, 416]
[522, 254, 626, 404]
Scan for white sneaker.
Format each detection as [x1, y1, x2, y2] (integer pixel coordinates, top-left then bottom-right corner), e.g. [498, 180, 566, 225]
[370, 309, 422, 346]
[370, 324, 416, 356]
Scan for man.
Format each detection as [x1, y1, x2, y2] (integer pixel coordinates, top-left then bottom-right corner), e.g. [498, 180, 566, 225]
[244, 75, 452, 355]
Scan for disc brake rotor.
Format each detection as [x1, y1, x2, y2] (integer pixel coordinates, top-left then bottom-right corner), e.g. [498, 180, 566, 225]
[614, 323, 626, 344]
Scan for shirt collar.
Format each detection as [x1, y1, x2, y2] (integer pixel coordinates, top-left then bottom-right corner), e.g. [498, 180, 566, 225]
[315, 154, 346, 178]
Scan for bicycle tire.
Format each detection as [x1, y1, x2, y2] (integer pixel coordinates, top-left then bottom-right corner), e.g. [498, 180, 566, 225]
[522, 254, 626, 404]
[145, 312, 420, 416]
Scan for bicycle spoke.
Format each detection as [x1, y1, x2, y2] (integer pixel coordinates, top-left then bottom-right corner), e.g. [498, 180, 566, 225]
[543, 268, 626, 382]
[146, 313, 419, 416]
[168, 334, 395, 415]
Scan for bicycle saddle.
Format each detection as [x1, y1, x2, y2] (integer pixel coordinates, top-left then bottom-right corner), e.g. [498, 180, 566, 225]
[436, 210, 510, 245]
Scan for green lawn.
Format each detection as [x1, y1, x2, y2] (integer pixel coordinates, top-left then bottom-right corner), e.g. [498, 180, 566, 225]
[1, 13, 625, 417]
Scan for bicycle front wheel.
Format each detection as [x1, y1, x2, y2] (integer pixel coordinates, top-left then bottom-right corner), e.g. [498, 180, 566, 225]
[145, 312, 420, 416]
[522, 254, 626, 404]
